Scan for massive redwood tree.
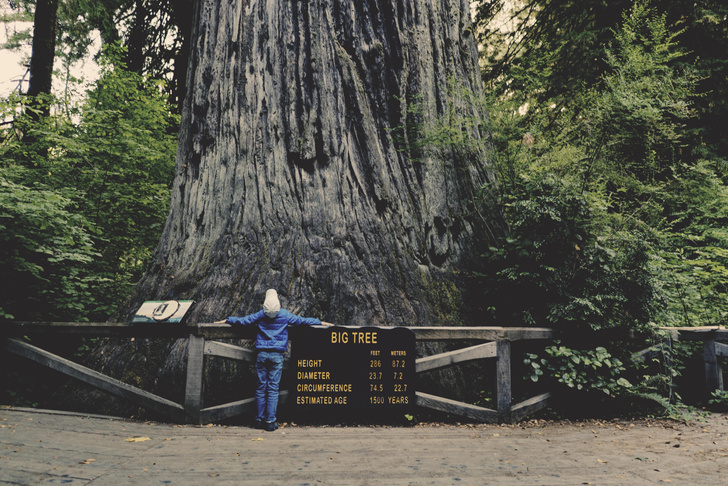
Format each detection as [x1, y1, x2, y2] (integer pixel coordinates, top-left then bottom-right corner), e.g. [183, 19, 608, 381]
[127, 0, 500, 327]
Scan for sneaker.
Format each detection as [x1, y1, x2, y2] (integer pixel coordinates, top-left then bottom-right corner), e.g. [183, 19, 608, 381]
[264, 421, 279, 432]
[252, 420, 263, 430]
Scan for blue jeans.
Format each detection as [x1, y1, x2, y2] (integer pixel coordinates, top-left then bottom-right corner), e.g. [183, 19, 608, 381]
[255, 351, 284, 423]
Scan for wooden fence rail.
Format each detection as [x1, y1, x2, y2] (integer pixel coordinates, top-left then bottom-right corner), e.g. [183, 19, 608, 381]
[2, 322, 727, 424]
[0, 322, 558, 424]
[658, 327, 728, 394]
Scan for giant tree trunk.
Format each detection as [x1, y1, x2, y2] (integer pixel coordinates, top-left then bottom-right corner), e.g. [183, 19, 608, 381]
[128, 0, 499, 326]
[86, 0, 501, 415]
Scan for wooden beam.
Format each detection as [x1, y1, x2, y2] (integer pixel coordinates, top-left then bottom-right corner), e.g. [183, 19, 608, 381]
[664, 327, 728, 342]
[499, 328, 561, 341]
[415, 392, 498, 423]
[203, 341, 290, 369]
[184, 334, 205, 424]
[408, 327, 558, 341]
[2, 338, 184, 422]
[200, 397, 256, 423]
[0, 321, 559, 342]
[204, 341, 256, 362]
[198, 325, 558, 342]
[496, 339, 512, 423]
[193, 323, 256, 340]
[0, 321, 198, 338]
[704, 339, 724, 393]
[511, 393, 551, 422]
[197, 325, 559, 342]
[416, 342, 496, 373]
[631, 343, 667, 364]
[716, 342, 728, 358]
[199, 391, 290, 424]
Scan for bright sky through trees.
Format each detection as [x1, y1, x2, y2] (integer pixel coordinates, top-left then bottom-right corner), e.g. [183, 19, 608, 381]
[0, 11, 30, 97]
[0, 7, 100, 99]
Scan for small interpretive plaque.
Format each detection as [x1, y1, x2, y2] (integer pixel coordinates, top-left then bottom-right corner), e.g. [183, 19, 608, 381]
[131, 300, 195, 323]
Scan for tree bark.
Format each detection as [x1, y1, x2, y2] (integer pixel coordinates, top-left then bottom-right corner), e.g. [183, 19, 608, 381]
[126, 0, 148, 74]
[26, 0, 59, 120]
[128, 0, 501, 326]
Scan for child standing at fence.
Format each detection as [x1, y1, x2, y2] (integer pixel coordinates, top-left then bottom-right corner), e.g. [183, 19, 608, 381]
[218, 289, 332, 431]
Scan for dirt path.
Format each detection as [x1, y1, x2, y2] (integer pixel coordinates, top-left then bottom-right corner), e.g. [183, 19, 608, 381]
[2, 406, 728, 485]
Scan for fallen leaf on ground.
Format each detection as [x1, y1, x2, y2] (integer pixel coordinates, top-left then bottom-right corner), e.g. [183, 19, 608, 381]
[126, 437, 151, 442]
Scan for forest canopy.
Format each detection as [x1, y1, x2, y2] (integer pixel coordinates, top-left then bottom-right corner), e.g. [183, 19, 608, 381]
[471, 0, 728, 331]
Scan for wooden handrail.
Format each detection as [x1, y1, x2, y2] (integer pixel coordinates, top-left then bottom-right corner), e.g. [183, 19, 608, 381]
[0, 321, 559, 341]
[1, 321, 560, 425]
[4, 321, 726, 425]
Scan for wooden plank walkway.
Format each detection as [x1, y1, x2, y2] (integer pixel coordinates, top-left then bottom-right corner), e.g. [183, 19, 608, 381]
[2, 407, 728, 485]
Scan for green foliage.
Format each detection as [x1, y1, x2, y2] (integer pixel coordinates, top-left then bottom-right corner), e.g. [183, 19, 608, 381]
[480, 159, 658, 329]
[472, 2, 708, 334]
[524, 340, 685, 417]
[475, 0, 727, 161]
[393, 3, 697, 334]
[582, 3, 695, 191]
[452, 0, 728, 414]
[395, 3, 724, 418]
[524, 344, 632, 395]
[390, 79, 491, 166]
[62, 44, 178, 289]
[0, 172, 100, 320]
[649, 160, 728, 327]
[708, 390, 728, 411]
[0, 44, 177, 321]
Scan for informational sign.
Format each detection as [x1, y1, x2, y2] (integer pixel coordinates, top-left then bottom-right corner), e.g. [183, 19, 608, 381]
[291, 326, 415, 415]
[131, 300, 195, 323]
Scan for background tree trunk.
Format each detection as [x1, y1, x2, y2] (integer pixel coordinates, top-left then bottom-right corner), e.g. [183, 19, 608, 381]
[26, 0, 58, 121]
[126, 0, 148, 74]
[128, 0, 500, 326]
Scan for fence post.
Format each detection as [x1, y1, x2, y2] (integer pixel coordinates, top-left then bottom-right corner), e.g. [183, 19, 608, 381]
[704, 338, 723, 394]
[496, 338, 512, 423]
[184, 334, 205, 424]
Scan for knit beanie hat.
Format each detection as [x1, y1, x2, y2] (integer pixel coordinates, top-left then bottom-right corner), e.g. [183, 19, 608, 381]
[263, 289, 281, 318]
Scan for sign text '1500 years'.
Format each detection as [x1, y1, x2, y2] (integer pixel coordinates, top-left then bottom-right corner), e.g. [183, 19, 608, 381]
[291, 326, 415, 413]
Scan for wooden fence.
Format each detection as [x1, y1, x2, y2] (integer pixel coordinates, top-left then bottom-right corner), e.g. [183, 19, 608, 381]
[0, 322, 558, 424]
[658, 327, 728, 394]
[1, 322, 726, 424]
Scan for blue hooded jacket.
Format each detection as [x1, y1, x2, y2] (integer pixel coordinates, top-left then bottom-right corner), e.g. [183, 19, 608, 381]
[225, 309, 321, 352]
